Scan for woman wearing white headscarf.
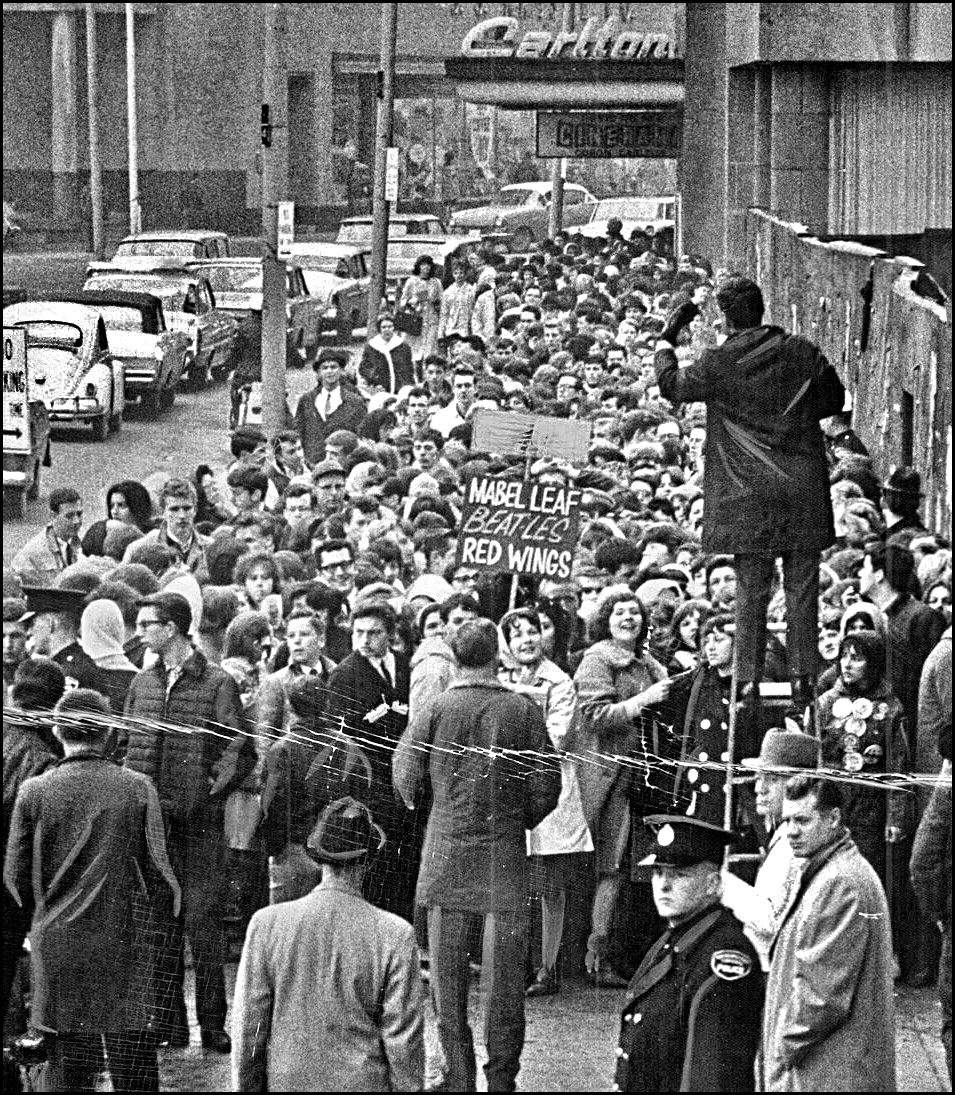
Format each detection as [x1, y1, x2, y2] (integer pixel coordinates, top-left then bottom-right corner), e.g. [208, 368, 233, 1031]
[80, 599, 139, 749]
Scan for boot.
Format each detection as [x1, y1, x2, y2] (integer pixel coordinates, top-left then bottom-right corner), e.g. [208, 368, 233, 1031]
[789, 675, 817, 734]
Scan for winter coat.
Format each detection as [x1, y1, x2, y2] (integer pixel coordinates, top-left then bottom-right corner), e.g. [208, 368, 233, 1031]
[293, 384, 367, 464]
[399, 274, 442, 361]
[818, 677, 910, 882]
[885, 593, 947, 730]
[409, 680, 560, 913]
[359, 335, 414, 394]
[231, 877, 424, 1092]
[407, 635, 456, 738]
[655, 327, 845, 554]
[123, 647, 252, 822]
[4, 753, 180, 1034]
[911, 762, 951, 934]
[571, 640, 668, 833]
[758, 830, 896, 1092]
[255, 657, 336, 742]
[916, 628, 952, 811]
[2, 712, 58, 856]
[10, 525, 83, 584]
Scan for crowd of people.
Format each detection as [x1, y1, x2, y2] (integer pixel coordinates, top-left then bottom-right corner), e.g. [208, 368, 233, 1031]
[2, 226, 952, 1093]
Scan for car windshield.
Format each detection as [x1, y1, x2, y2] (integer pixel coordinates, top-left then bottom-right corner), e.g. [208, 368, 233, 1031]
[291, 254, 348, 275]
[115, 239, 200, 257]
[338, 222, 373, 244]
[84, 276, 186, 311]
[498, 189, 546, 207]
[592, 197, 668, 221]
[13, 321, 83, 373]
[194, 266, 261, 293]
[94, 305, 146, 331]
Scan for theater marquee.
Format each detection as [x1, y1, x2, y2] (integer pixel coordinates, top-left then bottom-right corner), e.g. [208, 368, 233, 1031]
[537, 111, 682, 158]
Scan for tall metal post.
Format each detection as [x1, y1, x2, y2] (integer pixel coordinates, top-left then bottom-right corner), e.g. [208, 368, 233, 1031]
[125, 3, 141, 232]
[548, 2, 575, 240]
[260, 3, 290, 439]
[85, 4, 104, 257]
[366, 3, 398, 333]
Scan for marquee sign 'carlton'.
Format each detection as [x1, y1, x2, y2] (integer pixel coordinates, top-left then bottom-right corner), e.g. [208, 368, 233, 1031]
[461, 15, 679, 62]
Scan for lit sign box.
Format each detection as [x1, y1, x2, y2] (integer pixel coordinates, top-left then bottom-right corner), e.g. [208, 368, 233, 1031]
[537, 111, 682, 158]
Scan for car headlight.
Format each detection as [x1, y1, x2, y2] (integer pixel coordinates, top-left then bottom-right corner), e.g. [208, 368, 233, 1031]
[494, 215, 505, 228]
[324, 304, 338, 318]
[153, 345, 165, 360]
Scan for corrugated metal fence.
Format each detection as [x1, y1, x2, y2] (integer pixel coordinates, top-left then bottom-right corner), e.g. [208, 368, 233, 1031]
[746, 209, 952, 535]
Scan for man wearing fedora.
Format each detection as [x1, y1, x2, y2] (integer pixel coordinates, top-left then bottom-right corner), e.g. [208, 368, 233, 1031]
[231, 796, 425, 1092]
[721, 727, 820, 969]
[293, 349, 367, 465]
[614, 816, 764, 1092]
[880, 466, 929, 545]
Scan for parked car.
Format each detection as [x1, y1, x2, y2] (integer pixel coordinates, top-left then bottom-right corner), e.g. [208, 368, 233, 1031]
[111, 229, 231, 262]
[188, 257, 322, 367]
[3, 395, 51, 518]
[31, 290, 189, 414]
[3, 301, 124, 441]
[448, 181, 599, 251]
[577, 195, 676, 246]
[83, 259, 239, 388]
[336, 214, 456, 293]
[284, 242, 370, 341]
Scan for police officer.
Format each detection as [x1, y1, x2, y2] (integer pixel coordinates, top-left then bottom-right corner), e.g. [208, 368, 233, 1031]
[19, 585, 103, 693]
[614, 816, 764, 1093]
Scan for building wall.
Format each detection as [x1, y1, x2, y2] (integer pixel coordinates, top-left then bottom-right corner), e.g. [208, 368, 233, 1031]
[747, 209, 952, 534]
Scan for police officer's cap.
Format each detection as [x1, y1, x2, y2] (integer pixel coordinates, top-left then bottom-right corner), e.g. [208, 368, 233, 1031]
[639, 815, 738, 868]
[19, 585, 88, 624]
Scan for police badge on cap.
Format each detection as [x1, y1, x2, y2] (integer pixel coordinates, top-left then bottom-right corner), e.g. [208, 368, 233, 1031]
[638, 815, 738, 868]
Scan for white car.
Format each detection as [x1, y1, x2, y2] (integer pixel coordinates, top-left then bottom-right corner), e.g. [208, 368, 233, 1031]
[3, 301, 125, 441]
[448, 181, 599, 251]
[577, 195, 676, 243]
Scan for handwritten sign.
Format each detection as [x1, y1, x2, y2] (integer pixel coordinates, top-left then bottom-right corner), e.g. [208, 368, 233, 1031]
[471, 407, 591, 464]
[3, 328, 30, 454]
[456, 475, 582, 579]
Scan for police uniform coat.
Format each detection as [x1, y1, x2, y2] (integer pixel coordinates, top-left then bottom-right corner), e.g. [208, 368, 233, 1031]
[758, 830, 896, 1092]
[655, 327, 845, 554]
[614, 904, 763, 1092]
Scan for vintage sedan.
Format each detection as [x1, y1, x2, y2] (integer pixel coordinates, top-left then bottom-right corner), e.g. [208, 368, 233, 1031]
[336, 214, 455, 290]
[34, 290, 189, 413]
[448, 181, 599, 251]
[111, 229, 231, 262]
[284, 242, 370, 341]
[577, 195, 677, 247]
[188, 257, 322, 367]
[3, 301, 124, 441]
[83, 259, 239, 388]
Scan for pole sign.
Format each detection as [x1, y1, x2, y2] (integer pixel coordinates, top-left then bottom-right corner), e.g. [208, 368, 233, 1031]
[276, 201, 294, 257]
[472, 407, 591, 464]
[537, 111, 682, 158]
[457, 476, 582, 579]
[384, 147, 400, 203]
[3, 327, 30, 454]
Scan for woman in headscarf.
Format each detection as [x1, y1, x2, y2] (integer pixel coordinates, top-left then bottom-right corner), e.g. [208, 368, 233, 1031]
[79, 599, 139, 747]
[399, 253, 443, 365]
[81, 480, 155, 557]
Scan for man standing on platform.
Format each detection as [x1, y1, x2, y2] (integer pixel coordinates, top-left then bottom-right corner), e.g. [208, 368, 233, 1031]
[655, 277, 845, 727]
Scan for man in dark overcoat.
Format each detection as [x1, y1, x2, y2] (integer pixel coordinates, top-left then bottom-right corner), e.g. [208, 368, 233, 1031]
[614, 816, 764, 1093]
[4, 689, 180, 1091]
[655, 278, 846, 724]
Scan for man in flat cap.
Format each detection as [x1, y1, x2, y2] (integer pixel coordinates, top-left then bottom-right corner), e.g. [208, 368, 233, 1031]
[231, 797, 424, 1092]
[293, 349, 366, 464]
[613, 816, 763, 1093]
[19, 584, 103, 693]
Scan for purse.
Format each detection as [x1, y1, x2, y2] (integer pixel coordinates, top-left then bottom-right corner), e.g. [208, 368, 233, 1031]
[394, 308, 423, 336]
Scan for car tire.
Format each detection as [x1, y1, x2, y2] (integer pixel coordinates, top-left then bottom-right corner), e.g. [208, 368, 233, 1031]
[160, 383, 176, 410]
[25, 461, 41, 501]
[512, 226, 535, 252]
[141, 389, 161, 416]
[5, 488, 25, 518]
[184, 353, 207, 391]
[91, 412, 109, 442]
[109, 408, 123, 433]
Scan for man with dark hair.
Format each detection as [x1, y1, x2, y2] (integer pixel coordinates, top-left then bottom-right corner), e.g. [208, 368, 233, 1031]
[314, 539, 356, 600]
[412, 427, 446, 473]
[293, 349, 367, 464]
[227, 464, 270, 514]
[324, 602, 413, 921]
[394, 619, 559, 1092]
[759, 775, 896, 1091]
[430, 366, 477, 438]
[11, 487, 84, 584]
[124, 592, 252, 1053]
[138, 478, 211, 578]
[404, 386, 433, 433]
[266, 429, 311, 499]
[655, 276, 846, 729]
[5, 689, 180, 1091]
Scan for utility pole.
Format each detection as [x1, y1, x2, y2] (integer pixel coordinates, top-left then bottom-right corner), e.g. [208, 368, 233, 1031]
[125, 3, 141, 232]
[366, 3, 398, 333]
[260, 3, 289, 439]
[548, 2, 575, 240]
[85, 4, 104, 257]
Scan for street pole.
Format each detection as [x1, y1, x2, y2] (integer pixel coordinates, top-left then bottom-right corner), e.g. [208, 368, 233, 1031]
[125, 3, 141, 233]
[85, 4, 104, 257]
[548, 2, 574, 240]
[366, 2, 398, 334]
[260, 3, 289, 439]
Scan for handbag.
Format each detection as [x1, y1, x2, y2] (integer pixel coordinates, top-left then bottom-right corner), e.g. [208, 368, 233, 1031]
[394, 308, 423, 336]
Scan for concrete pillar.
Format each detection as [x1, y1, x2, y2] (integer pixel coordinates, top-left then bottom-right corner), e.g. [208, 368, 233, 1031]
[753, 66, 772, 208]
[769, 65, 830, 234]
[726, 66, 756, 271]
[51, 10, 79, 223]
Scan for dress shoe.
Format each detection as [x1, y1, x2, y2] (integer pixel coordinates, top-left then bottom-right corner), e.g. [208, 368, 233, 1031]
[591, 964, 629, 989]
[200, 1028, 232, 1053]
[525, 966, 559, 997]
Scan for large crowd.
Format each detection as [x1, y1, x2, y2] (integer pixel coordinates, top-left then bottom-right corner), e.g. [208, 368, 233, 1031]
[2, 225, 952, 1093]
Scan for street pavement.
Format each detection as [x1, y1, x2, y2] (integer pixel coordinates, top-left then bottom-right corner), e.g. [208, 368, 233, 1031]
[4, 251, 950, 1092]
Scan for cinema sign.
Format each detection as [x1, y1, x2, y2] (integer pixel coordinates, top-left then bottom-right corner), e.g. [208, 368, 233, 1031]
[461, 16, 680, 62]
